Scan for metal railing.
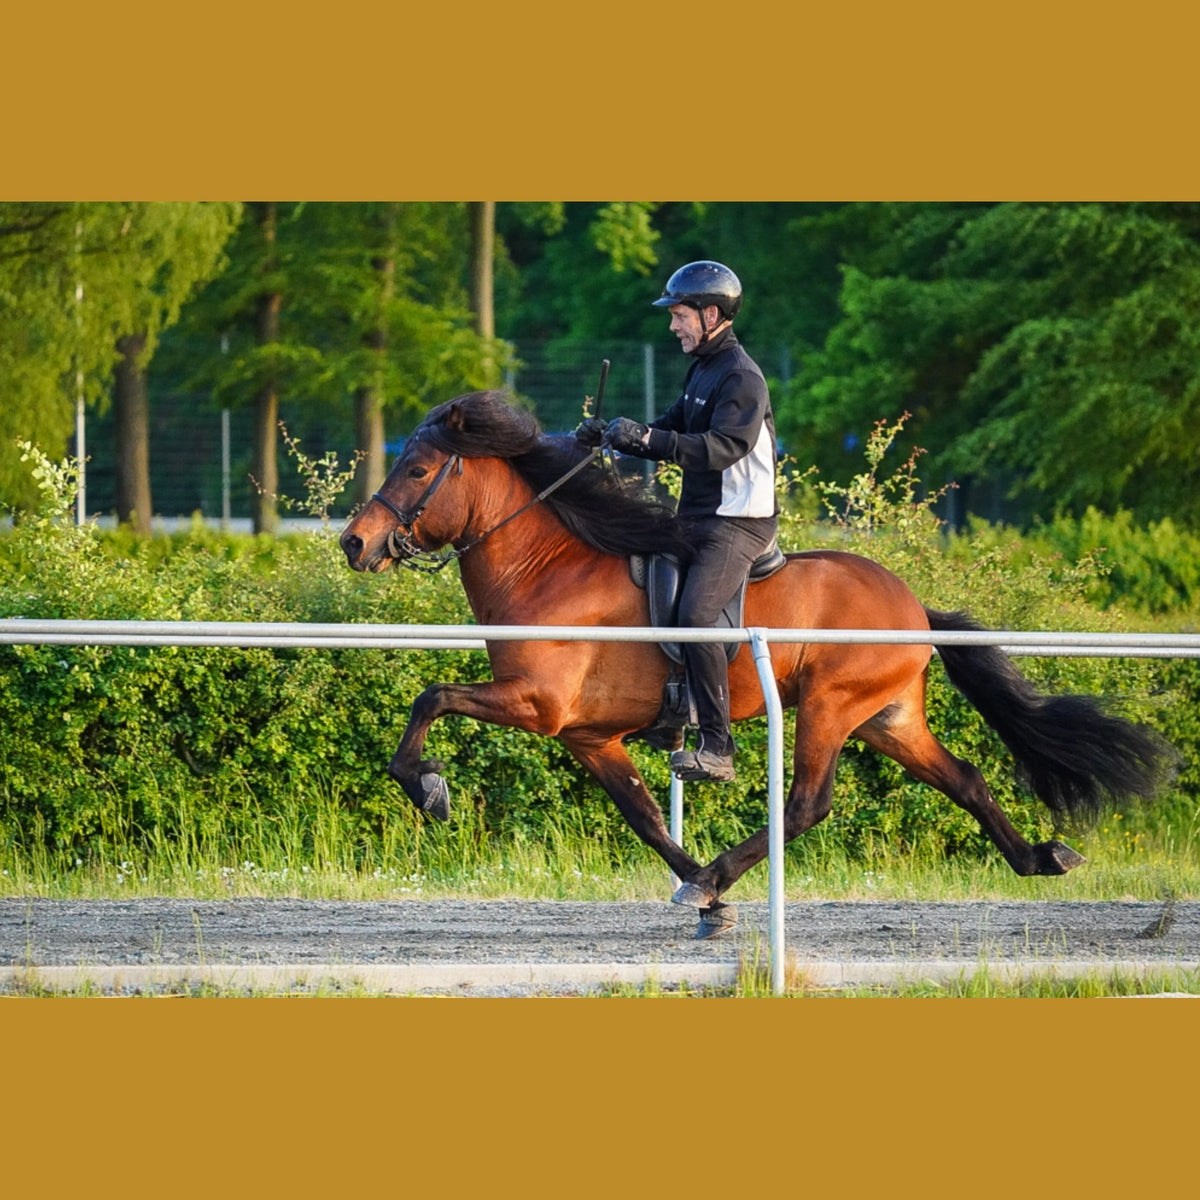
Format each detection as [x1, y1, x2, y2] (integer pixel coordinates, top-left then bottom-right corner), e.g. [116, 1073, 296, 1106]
[3, 617, 1199, 994]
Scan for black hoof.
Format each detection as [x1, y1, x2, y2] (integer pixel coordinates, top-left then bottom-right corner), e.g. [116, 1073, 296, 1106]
[695, 902, 738, 940]
[672, 880, 716, 908]
[417, 772, 451, 822]
[394, 769, 451, 821]
[1036, 840, 1086, 875]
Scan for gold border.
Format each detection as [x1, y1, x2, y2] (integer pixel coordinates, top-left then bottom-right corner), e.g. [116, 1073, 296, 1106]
[3, 4, 1198, 1191]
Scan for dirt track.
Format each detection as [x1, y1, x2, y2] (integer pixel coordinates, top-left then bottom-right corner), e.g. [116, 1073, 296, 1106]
[2, 897, 1197, 995]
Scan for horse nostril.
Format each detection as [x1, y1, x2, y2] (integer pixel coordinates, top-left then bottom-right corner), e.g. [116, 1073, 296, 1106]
[341, 532, 363, 558]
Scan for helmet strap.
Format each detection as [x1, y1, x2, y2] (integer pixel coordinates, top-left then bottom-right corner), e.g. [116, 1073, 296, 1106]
[692, 305, 727, 350]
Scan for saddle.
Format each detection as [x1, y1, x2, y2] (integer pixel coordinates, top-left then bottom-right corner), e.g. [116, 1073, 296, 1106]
[629, 540, 788, 665]
[623, 540, 788, 750]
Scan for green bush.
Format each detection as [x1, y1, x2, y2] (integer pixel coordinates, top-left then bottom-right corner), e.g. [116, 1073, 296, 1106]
[1, 431, 1194, 870]
[935, 508, 1200, 620]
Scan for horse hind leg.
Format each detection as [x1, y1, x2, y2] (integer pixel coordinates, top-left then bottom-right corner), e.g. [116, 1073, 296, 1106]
[854, 698, 1086, 877]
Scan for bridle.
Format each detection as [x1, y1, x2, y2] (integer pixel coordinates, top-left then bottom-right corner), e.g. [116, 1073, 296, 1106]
[368, 445, 602, 574]
[369, 451, 464, 571]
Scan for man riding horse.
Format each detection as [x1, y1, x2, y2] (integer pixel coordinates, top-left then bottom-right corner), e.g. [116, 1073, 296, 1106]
[577, 260, 779, 784]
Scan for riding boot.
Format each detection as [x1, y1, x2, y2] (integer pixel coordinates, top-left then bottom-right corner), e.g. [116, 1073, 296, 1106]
[669, 646, 736, 782]
[670, 741, 737, 783]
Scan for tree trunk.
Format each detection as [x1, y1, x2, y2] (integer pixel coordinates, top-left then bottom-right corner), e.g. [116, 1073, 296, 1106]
[251, 202, 280, 535]
[113, 331, 153, 535]
[469, 201, 496, 384]
[353, 390, 386, 508]
[353, 205, 396, 508]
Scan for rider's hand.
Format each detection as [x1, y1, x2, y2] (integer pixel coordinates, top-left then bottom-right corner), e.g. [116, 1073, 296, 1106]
[574, 417, 606, 447]
[602, 417, 650, 454]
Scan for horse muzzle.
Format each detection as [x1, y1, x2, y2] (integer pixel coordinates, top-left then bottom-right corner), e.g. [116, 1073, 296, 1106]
[339, 529, 395, 573]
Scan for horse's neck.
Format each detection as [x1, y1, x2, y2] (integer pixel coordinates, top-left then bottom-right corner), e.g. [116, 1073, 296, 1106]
[456, 471, 589, 623]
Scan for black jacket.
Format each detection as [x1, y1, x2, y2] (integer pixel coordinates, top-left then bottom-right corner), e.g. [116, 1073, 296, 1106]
[640, 327, 777, 520]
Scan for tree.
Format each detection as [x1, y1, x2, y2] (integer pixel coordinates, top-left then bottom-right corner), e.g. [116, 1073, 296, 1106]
[354, 204, 397, 504]
[954, 204, 1200, 523]
[104, 203, 241, 532]
[469, 202, 495, 348]
[159, 202, 503, 522]
[250, 201, 283, 534]
[0, 203, 90, 511]
[0, 202, 239, 520]
[786, 202, 1200, 526]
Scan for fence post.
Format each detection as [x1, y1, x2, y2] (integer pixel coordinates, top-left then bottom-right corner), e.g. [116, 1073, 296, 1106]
[749, 627, 787, 995]
[221, 409, 231, 530]
[669, 774, 684, 890]
[642, 343, 656, 482]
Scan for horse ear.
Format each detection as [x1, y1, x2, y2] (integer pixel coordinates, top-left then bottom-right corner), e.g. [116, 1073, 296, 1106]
[445, 402, 467, 433]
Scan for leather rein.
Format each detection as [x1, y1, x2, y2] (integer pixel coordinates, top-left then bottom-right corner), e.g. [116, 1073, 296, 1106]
[369, 446, 602, 574]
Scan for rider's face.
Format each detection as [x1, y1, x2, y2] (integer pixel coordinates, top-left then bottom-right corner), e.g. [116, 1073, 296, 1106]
[667, 303, 724, 353]
[667, 304, 705, 353]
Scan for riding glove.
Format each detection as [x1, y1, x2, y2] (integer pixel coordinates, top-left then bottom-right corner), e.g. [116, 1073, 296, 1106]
[574, 417, 606, 447]
[603, 417, 650, 453]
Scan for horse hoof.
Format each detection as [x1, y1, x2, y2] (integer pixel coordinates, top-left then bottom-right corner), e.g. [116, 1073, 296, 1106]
[1037, 839, 1086, 874]
[695, 903, 738, 940]
[672, 880, 716, 908]
[417, 772, 451, 822]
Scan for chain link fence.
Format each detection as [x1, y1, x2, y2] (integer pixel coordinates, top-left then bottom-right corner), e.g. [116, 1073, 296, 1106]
[77, 339, 717, 525]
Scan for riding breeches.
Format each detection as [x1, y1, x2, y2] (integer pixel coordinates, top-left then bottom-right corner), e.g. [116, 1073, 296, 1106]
[676, 515, 778, 757]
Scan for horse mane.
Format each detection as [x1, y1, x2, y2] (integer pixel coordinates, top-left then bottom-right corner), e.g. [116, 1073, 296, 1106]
[414, 390, 691, 559]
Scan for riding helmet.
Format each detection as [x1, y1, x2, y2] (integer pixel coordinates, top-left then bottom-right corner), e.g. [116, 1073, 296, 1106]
[651, 260, 743, 321]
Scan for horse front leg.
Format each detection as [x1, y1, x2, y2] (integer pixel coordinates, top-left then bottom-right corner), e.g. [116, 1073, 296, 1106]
[560, 735, 704, 889]
[388, 679, 552, 821]
[671, 742, 842, 939]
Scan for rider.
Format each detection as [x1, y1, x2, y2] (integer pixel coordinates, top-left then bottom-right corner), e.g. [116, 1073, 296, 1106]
[577, 260, 778, 783]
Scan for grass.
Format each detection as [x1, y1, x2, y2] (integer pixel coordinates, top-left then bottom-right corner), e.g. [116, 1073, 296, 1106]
[6, 963, 1197, 999]
[3, 790, 1196, 1000]
[1, 804, 1196, 902]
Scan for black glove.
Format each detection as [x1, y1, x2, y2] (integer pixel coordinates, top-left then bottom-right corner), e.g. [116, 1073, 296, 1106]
[602, 417, 650, 454]
[574, 417, 606, 447]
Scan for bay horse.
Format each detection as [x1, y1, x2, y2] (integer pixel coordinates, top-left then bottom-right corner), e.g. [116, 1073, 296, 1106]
[339, 391, 1175, 938]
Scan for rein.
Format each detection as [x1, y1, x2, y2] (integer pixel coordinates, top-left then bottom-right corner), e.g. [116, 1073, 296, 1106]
[371, 446, 602, 573]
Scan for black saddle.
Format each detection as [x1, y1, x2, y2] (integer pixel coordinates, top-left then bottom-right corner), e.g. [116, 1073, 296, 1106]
[629, 539, 788, 665]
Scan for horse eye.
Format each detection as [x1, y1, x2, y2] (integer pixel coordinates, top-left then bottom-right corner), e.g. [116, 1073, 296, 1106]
[407, 465, 427, 479]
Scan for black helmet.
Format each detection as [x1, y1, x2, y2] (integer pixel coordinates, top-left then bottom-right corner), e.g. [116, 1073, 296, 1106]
[651, 260, 743, 321]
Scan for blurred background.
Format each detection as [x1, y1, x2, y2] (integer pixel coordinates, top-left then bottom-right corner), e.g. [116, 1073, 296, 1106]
[3, 200, 1198, 535]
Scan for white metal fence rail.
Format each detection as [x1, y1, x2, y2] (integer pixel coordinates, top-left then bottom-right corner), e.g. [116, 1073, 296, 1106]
[3, 617, 1199, 994]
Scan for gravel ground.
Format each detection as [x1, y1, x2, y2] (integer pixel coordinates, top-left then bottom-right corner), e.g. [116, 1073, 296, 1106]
[2, 897, 1197, 995]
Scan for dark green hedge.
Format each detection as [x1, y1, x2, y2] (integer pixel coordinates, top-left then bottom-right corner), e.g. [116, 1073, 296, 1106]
[4, 423, 1197, 867]
[2, 506, 1194, 866]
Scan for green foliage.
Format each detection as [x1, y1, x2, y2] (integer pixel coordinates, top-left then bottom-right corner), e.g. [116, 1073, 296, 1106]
[1023, 508, 1200, 617]
[587, 203, 661, 276]
[1, 430, 1194, 884]
[0, 201, 241, 510]
[160, 201, 502, 426]
[783, 201, 1200, 527]
[273, 423, 365, 524]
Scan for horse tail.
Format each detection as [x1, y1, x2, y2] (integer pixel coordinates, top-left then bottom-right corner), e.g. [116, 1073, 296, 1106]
[924, 607, 1179, 825]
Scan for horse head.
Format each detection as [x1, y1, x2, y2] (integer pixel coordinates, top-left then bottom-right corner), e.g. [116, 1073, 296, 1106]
[339, 428, 468, 573]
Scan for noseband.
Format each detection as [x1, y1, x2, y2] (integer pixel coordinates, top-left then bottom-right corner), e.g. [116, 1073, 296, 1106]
[368, 445, 602, 573]
[370, 452, 464, 570]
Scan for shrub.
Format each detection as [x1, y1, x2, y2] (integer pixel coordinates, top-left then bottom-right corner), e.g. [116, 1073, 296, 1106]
[1, 430, 1192, 869]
